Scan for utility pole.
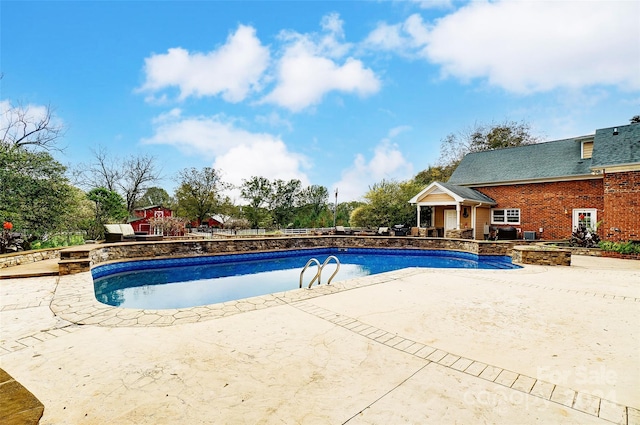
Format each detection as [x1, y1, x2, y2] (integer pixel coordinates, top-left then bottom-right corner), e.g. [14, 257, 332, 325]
[333, 187, 338, 228]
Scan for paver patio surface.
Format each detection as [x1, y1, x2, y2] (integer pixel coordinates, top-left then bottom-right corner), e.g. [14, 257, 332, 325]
[0, 255, 638, 424]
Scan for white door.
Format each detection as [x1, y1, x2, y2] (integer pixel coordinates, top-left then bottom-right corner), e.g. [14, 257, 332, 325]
[445, 209, 457, 230]
[572, 209, 597, 231]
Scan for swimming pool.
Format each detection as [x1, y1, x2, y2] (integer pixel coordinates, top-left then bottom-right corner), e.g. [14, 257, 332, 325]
[92, 248, 519, 309]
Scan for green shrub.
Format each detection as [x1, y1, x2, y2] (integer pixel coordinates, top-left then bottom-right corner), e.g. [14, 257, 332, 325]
[30, 234, 85, 250]
[598, 240, 640, 255]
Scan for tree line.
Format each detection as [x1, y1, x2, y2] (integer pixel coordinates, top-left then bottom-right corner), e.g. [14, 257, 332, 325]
[7, 98, 623, 249]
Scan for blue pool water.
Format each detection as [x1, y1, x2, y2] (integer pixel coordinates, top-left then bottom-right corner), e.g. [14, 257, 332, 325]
[92, 248, 519, 309]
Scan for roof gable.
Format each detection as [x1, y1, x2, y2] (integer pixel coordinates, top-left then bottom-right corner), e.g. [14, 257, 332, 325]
[409, 181, 495, 205]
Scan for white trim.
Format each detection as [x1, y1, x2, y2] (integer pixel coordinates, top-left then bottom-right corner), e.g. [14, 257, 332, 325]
[592, 164, 640, 173]
[491, 208, 521, 225]
[409, 182, 463, 204]
[409, 181, 496, 206]
[572, 208, 597, 231]
[581, 140, 593, 159]
[444, 210, 457, 230]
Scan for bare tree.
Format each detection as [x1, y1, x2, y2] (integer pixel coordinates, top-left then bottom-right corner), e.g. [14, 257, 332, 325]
[83, 146, 122, 192]
[438, 119, 541, 167]
[1, 101, 65, 151]
[79, 147, 161, 216]
[121, 154, 160, 214]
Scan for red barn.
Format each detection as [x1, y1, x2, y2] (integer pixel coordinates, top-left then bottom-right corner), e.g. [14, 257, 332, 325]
[190, 216, 224, 229]
[129, 205, 173, 235]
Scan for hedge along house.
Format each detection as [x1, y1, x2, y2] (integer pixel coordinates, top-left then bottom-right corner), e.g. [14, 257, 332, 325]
[410, 122, 640, 241]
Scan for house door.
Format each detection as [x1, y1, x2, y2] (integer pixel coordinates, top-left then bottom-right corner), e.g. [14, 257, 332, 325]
[572, 209, 597, 231]
[444, 209, 457, 230]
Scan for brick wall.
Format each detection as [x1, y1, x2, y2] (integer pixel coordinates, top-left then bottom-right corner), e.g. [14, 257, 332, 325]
[474, 179, 604, 240]
[603, 170, 640, 241]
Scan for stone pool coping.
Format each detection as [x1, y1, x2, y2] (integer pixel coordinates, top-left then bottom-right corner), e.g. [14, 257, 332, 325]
[51, 267, 427, 327]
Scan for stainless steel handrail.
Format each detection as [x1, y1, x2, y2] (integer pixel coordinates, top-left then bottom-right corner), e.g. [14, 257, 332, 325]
[318, 255, 340, 286]
[299, 258, 321, 288]
[300, 256, 341, 289]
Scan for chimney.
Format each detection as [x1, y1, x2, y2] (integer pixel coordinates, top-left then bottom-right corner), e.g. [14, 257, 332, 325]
[613, 127, 619, 135]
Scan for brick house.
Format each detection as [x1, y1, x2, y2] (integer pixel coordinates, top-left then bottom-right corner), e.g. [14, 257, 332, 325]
[129, 205, 173, 235]
[409, 123, 640, 241]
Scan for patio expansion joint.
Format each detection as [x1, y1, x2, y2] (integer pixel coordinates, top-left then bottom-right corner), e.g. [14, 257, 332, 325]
[0, 323, 81, 356]
[291, 301, 634, 425]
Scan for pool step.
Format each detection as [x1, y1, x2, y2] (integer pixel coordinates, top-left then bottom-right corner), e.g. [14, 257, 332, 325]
[58, 245, 96, 275]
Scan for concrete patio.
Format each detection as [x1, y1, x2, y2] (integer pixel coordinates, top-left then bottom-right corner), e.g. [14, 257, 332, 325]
[1, 255, 638, 424]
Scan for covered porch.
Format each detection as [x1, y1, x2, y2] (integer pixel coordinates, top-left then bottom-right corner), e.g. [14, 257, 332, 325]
[408, 182, 496, 240]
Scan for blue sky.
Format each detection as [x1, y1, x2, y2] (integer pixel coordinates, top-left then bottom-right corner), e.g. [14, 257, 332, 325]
[2, 0, 639, 202]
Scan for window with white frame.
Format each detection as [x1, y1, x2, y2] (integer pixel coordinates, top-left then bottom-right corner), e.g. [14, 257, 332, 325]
[572, 209, 597, 231]
[491, 208, 520, 224]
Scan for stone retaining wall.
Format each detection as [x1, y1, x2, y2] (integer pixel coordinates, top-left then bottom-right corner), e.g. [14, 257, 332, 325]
[512, 245, 572, 266]
[444, 229, 473, 239]
[87, 236, 514, 268]
[0, 248, 62, 269]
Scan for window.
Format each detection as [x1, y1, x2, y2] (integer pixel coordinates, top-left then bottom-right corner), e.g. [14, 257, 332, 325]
[573, 209, 597, 231]
[491, 208, 520, 224]
[581, 141, 594, 159]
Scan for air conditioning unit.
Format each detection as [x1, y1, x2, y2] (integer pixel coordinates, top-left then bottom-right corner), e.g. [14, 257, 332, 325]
[523, 231, 536, 241]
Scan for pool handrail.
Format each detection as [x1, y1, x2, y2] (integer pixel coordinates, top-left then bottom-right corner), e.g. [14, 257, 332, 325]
[299, 258, 321, 288]
[318, 255, 340, 286]
[299, 256, 342, 289]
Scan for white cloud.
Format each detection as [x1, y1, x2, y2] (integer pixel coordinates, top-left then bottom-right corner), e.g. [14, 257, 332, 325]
[142, 110, 310, 197]
[334, 131, 414, 202]
[214, 139, 310, 191]
[361, 14, 429, 57]
[254, 111, 293, 131]
[362, 22, 406, 52]
[139, 25, 269, 102]
[424, 1, 640, 92]
[405, 0, 454, 9]
[262, 14, 381, 112]
[365, 1, 640, 93]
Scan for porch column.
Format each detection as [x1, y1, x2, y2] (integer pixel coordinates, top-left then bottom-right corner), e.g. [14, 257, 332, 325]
[456, 203, 461, 230]
[472, 205, 477, 239]
[416, 205, 421, 228]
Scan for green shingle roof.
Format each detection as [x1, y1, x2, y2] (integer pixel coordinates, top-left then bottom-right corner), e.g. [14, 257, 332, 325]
[448, 138, 593, 185]
[591, 123, 640, 167]
[448, 123, 640, 186]
[438, 182, 496, 204]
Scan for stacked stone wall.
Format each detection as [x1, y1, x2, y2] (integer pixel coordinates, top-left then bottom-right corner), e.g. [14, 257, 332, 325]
[512, 246, 571, 266]
[87, 236, 514, 268]
[0, 248, 62, 269]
